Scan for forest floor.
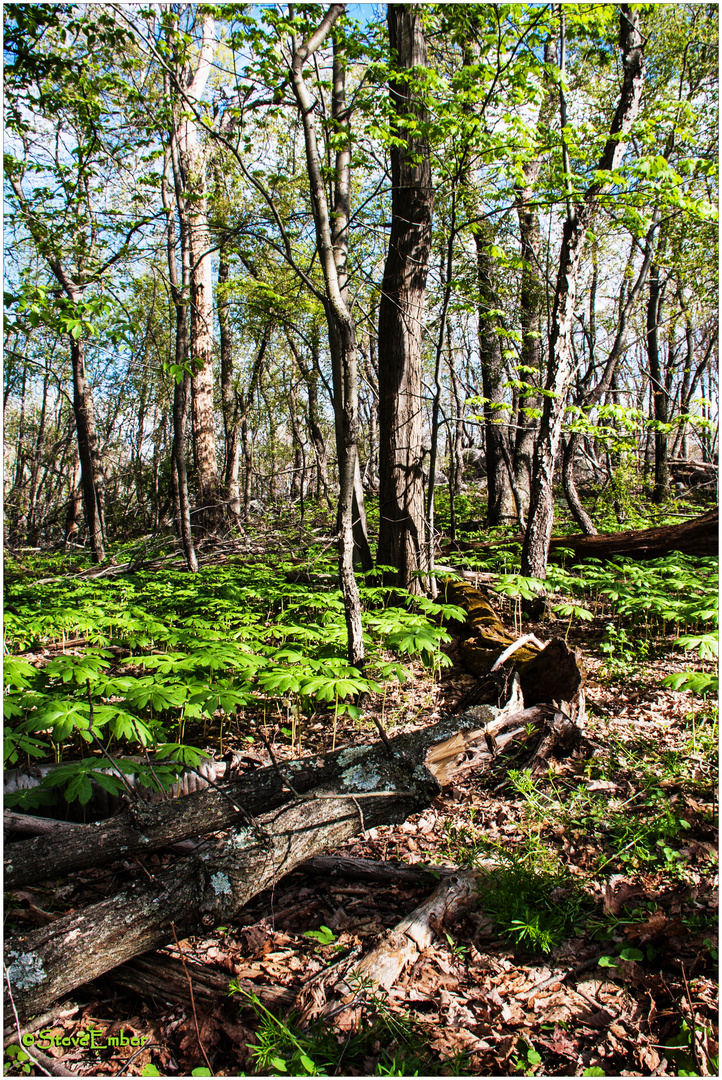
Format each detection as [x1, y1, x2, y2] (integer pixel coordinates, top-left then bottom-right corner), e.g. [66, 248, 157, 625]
[5, 579, 718, 1078]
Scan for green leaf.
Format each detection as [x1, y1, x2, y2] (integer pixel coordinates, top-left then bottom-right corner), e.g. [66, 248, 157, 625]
[303, 925, 336, 945]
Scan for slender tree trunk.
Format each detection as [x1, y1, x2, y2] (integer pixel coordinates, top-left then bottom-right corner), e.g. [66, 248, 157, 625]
[514, 132, 549, 516]
[163, 144, 199, 573]
[287, 331, 331, 508]
[289, 4, 364, 665]
[448, 339, 465, 501]
[70, 338, 105, 562]
[167, 14, 221, 535]
[377, 4, 433, 592]
[289, 381, 304, 501]
[475, 222, 515, 525]
[63, 445, 82, 549]
[172, 373, 198, 572]
[307, 366, 331, 507]
[330, 35, 373, 573]
[648, 263, 670, 503]
[27, 367, 50, 540]
[218, 248, 242, 527]
[427, 221, 456, 593]
[242, 418, 253, 518]
[522, 5, 644, 579]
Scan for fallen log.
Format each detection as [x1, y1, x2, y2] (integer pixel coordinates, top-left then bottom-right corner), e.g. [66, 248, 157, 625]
[442, 507, 718, 561]
[108, 953, 295, 1012]
[296, 869, 485, 1024]
[4, 812, 81, 839]
[5, 759, 439, 1021]
[3, 711, 498, 891]
[547, 506, 718, 560]
[302, 855, 456, 885]
[5, 588, 590, 1023]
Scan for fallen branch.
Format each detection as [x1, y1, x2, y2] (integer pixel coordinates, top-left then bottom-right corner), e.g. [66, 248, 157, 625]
[296, 869, 486, 1024]
[443, 507, 718, 561]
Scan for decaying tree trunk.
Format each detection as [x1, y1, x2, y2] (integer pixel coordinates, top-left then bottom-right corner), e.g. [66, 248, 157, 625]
[445, 507, 718, 562]
[548, 507, 718, 560]
[5, 713, 493, 890]
[110, 954, 295, 1013]
[5, 764, 439, 1020]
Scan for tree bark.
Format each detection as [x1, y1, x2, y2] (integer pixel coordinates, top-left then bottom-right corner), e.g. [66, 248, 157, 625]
[218, 248, 242, 526]
[70, 337, 106, 563]
[163, 143, 199, 573]
[648, 262, 670, 503]
[475, 223, 515, 525]
[4, 712, 494, 890]
[168, 13, 221, 535]
[288, 330, 331, 508]
[377, 4, 433, 592]
[63, 445, 82, 549]
[513, 36, 555, 520]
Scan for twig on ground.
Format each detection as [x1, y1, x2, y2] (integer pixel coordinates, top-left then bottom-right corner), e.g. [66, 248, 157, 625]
[678, 959, 706, 1075]
[4, 964, 56, 1076]
[170, 923, 214, 1077]
[518, 956, 603, 1000]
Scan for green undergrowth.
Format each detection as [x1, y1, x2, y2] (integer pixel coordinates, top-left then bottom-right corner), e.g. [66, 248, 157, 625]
[461, 548, 718, 694]
[3, 549, 465, 813]
[437, 718, 718, 960]
[4, 537, 717, 820]
[230, 981, 469, 1076]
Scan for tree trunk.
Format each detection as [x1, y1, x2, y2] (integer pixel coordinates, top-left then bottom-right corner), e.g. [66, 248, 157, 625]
[172, 372, 198, 572]
[218, 248, 242, 527]
[329, 35, 374, 573]
[63, 445, 82, 549]
[163, 144, 199, 573]
[377, 4, 433, 593]
[168, 13, 221, 535]
[5, 761, 440, 1020]
[289, 5, 365, 664]
[70, 337, 105, 563]
[26, 367, 50, 541]
[475, 223, 515, 525]
[522, 5, 645, 580]
[288, 381, 304, 502]
[648, 263, 670, 503]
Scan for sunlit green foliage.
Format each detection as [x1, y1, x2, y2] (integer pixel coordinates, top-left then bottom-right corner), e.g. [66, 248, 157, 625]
[3, 547, 459, 810]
